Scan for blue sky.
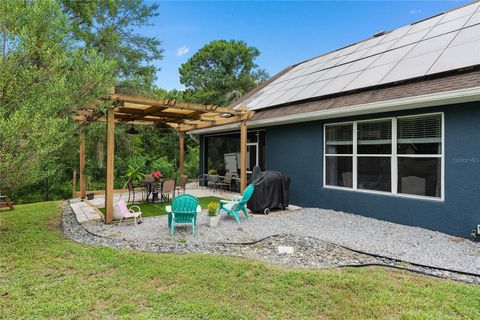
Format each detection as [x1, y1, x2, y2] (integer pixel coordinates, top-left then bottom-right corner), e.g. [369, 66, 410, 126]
[144, 1, 470, 90]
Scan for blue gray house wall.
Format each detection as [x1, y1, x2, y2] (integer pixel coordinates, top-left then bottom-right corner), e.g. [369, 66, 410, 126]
[201, 101, 480, 237]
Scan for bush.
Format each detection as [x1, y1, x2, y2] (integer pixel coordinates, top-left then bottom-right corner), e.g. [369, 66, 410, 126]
[185, 145, 200, 178]
[151, 157, 175, 179]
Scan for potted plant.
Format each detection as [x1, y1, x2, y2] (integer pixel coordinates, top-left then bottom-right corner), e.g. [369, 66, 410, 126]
[471, 229, 478, 242]
[208, 201, 220, 227]
[152, 171, 162, 181]
[124, 161, 145, 185]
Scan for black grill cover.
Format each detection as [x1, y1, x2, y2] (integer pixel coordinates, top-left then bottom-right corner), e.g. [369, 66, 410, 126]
[247, 167, 290, 213]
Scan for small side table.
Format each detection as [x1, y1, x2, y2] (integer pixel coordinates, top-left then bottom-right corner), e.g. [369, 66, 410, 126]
[0, 196, 14, 210]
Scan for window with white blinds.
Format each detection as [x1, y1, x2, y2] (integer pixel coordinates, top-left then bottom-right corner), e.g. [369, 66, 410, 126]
[397, 114, 442, 198]
[357, 120, 392, 154]
[325, 123, 353, 187]
[398, 114, 442, 154]
[324, 113, 443, 200]
[325, 124, 353, 154]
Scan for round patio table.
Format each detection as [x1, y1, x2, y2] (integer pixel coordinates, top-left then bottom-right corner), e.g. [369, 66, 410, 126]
[141, 179, 163, 203]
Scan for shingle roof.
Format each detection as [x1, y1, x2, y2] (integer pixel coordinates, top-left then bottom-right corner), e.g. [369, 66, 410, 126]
[234, 2, 480, 112]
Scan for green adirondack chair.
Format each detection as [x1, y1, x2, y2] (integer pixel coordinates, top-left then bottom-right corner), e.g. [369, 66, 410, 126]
[166, 194, 200, 237]
[218, 184, 255, 223]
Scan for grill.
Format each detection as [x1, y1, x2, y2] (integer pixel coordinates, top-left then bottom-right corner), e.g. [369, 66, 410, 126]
[247, 167, 290, 215]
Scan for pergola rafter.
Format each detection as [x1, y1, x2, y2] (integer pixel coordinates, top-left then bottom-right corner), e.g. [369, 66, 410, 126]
[73, 92, 254, 224]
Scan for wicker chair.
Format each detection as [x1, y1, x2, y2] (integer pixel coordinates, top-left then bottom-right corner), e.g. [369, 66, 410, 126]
[161, 179, 176, 202]
[175, 175, 188, 196]
[214, 172, 234, 192]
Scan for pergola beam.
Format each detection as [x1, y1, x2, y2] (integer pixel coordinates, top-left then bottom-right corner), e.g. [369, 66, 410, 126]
[114, 113, 220, 124]
[176, 112, 254, 132]
[110, 94, 242, 115]
[74, 115, 157, 126]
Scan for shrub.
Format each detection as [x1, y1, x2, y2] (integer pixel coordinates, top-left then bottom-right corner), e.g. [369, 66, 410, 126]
[208, 201, 219, 216]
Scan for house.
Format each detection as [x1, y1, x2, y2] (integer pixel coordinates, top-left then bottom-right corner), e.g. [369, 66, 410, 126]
[194, 2, 480, 237]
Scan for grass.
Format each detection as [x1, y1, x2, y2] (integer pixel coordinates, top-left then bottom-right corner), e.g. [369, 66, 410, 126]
[99, 196, 222, 218]
[1, 202, 480, 319]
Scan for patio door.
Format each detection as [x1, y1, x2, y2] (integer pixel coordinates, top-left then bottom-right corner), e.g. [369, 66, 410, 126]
[247, 142, 259, 173]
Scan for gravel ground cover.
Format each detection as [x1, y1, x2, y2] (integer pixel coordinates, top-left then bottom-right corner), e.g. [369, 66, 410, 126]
[82, 206, 480, 276]
[64, 202, 480, 283]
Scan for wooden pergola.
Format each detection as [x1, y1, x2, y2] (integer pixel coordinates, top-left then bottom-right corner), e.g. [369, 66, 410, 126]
[73, 93, 254, 223]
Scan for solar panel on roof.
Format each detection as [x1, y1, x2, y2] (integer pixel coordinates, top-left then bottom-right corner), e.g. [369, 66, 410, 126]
[391, 29, 430, 49]
[342, 55, 378, 74]
[293, 79, 331, 101]
[363, 40, 396, 56]
[450, 24, 480, 46]
[369, 44, 413, 67]
[408, 15, 443, 34]
[315, 72, 361, 96]
[379, 25, 411, 43]
[440, 2, 479, 23]
[380, 50, 443, 84]
[405, 32, 457, 58]
[427, 39, 480, 75]
[235, 2, 480, 110]
[344, 63, 396, 91]
[426, 16, 470, 38]
[465, 11, 480, 27]
[295, 71, 326, 87]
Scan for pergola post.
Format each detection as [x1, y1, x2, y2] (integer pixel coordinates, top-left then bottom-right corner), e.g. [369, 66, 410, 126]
[105, 108, 115, 224]
[72, 170, 77, 199]
[179, 131, 185, 176]
[240, 119, 247, 192]
[79, 124, 86, 199]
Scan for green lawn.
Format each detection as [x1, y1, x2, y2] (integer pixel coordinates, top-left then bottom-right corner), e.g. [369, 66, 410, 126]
[99, 196, 222, 218]
[1, 202, 480, 319]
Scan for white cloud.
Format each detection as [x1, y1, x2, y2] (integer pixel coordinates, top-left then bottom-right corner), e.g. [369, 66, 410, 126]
[176, 45, 189, 57]
[409, 9, 423, 15]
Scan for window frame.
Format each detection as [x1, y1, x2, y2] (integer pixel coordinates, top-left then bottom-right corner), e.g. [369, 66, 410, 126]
[323, 112, 444, 201]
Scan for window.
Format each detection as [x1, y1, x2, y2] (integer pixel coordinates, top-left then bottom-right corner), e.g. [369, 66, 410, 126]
[325, 124, 353, 187]
[324, 113, 443, 200]
[397, 115, 442, 197]
[357, 120, 392, 192]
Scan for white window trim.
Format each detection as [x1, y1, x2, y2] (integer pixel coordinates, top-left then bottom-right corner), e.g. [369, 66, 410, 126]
[323, 112, 444, 202]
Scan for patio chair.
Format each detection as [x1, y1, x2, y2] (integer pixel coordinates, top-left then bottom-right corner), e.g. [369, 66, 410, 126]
[218, 184, 255, 223]
[143, 174, 154, 182]
[214, 172, 234, 192]
[166, 194, 200, 236]
[126, 179, 136, 204]
[207, 174, 220, 192]
[116, 200, 143, 226]
[175, 175, 188, 196]
[161, 179, 176, 202]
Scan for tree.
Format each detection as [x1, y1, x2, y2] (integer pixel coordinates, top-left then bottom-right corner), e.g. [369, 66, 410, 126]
[179, 40, 269, 106]
[0, 0, 115, 195]
[61, 0, 163, 90]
